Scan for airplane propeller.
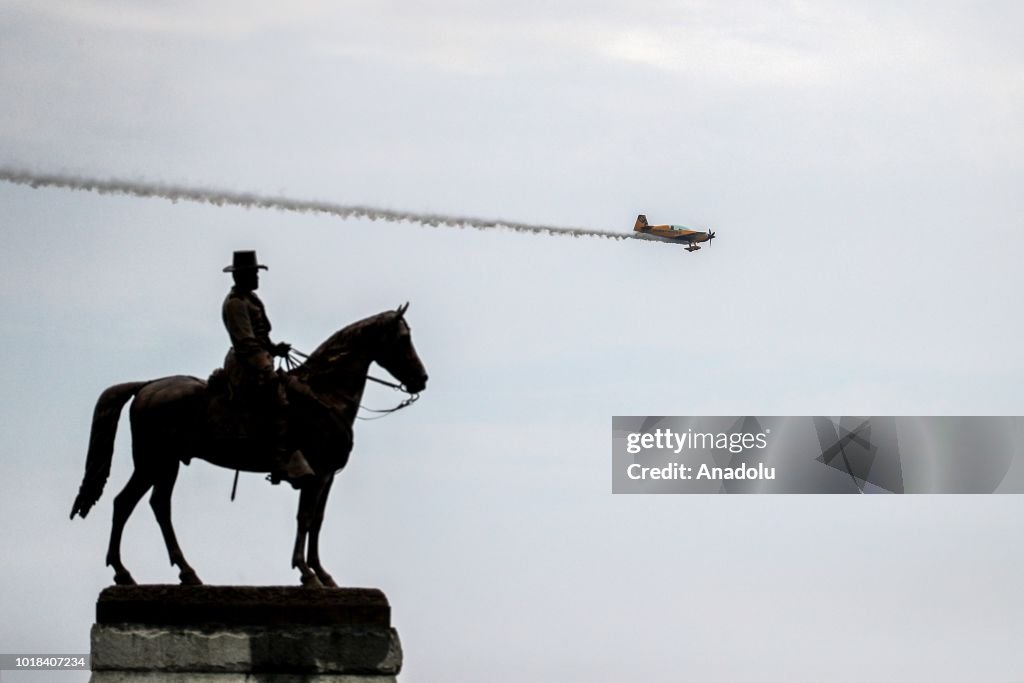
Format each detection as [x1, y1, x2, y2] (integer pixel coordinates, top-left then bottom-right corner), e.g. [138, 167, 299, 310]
[707, 229, 716, 244]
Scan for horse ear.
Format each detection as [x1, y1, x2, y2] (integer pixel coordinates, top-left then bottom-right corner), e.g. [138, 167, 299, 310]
[397, 302, 409, 317]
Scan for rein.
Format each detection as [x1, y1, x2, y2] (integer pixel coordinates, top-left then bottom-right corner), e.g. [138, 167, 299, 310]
[285, 349, 419, 420]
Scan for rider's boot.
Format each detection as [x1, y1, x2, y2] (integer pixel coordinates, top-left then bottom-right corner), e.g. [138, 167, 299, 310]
[266, 411, 315, 488]
[270, 448, 315, 489]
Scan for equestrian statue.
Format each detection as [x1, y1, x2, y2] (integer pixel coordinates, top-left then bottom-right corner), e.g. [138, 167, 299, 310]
[70, 251, 429, 587]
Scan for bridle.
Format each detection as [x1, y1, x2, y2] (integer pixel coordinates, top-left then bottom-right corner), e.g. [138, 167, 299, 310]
[284, 348, 420, 420]
[358, 375, 420, 419]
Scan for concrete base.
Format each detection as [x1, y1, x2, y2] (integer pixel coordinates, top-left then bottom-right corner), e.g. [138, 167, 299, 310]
[88, 586, 401, 682]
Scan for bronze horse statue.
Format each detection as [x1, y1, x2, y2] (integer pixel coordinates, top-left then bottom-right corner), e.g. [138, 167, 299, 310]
[70, 305, 428, 587]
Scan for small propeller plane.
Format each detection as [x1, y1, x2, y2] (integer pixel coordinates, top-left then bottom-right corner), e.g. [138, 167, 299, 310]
[632, 214, 716, 251]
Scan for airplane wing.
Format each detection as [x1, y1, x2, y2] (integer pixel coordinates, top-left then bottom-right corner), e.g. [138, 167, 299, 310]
[648, 225, 700, 240]
[662, 229, 700, 241]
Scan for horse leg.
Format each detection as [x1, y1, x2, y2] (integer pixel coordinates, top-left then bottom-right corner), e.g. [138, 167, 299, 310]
[149, 461, 202, 586]
[105, 470, 153, 585]
[292, 482, 322, 587]
[307, 474, 337, 587]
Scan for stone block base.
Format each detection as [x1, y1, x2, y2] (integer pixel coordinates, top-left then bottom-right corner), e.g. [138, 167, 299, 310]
[89, 586, 401, 682]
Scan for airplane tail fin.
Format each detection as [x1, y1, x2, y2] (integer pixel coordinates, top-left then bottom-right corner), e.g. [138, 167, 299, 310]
[634, 214, 649, 232]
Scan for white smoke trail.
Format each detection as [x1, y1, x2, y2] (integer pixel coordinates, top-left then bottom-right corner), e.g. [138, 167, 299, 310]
[0, 168, 632, 240]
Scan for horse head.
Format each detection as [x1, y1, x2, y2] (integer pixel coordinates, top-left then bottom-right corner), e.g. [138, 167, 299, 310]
[300, 303, 428, 396]
[374, 302, 428, 394]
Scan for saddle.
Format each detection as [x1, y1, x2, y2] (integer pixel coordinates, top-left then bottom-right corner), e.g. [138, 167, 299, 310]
[205, 367, 252, 441]
[204, 367, 348, 446]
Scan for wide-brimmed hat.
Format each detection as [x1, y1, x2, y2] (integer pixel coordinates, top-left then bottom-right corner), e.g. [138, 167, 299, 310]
[223, 250, 269, 273]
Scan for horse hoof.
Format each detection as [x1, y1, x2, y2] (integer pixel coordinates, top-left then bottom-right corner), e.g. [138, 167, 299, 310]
[301, 574, 324, 588]
[179, 570, 203, 586]
[317, 573, 338, 588]
[113, 571, 136, 586]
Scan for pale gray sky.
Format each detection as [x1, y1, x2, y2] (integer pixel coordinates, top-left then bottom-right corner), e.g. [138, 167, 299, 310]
[2, 2, 1023, 681]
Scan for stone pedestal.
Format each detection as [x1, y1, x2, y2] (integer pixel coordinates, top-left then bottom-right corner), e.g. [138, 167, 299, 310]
[89, 586, 402, 682]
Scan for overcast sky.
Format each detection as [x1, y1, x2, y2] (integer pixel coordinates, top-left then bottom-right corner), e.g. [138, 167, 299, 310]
[2, 2, 1023, 681]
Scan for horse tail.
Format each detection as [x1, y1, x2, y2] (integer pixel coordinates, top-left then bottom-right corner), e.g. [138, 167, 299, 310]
[70, 381, 150, 520]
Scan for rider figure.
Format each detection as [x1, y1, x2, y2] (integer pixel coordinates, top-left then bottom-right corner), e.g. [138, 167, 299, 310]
[222, 250, 314, 488]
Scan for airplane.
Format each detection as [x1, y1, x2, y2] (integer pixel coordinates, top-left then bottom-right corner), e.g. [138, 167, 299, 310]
[632, 214, 716, 251]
